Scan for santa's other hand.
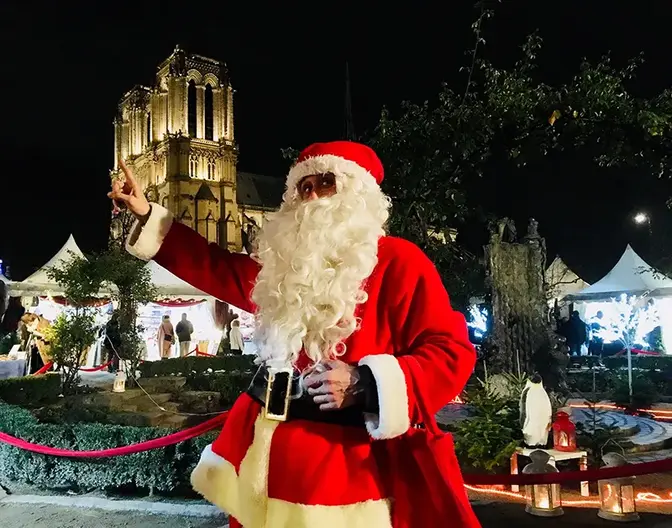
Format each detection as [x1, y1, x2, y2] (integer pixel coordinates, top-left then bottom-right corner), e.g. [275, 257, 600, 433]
[305, 360, 358, 411]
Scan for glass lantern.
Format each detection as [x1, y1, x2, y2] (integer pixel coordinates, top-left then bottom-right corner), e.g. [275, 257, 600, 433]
[522, 450, 564, 517]
[113, 370, 127, 393]
[552, 411, 577, 452]
[598, 453, 639, 522]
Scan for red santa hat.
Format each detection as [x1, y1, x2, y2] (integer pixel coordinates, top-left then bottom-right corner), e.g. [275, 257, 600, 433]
[285, 141, 384, 195]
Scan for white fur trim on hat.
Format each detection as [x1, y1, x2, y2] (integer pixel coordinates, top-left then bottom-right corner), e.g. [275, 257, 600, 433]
[285, 154, 379, 197]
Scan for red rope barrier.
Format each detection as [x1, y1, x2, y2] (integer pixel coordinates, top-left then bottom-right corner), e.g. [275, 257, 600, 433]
[31, 362, 54, 376]
[80, 360, 113, 372]
[0, 412, 228, 458]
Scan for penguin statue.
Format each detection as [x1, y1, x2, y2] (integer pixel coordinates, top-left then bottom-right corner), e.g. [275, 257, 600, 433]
[519, 373, 553, 447]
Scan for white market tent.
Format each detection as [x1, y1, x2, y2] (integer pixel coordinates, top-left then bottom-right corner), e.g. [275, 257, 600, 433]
[546, 256, 590, 302]
[0, 273, 9, 284]
[567, 245, 672, 302]
[10, 235, 86, 296]
[145, 260, 211, 300]
[9, 235, 212, 300]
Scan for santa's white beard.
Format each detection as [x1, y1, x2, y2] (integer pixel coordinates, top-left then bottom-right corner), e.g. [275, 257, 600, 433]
[251, 182, 390, 367]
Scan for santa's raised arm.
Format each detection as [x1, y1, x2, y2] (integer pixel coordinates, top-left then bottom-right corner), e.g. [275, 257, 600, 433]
[110, 141, 480, 528]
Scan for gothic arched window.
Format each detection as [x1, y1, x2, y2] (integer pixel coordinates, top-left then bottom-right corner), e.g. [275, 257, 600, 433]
[190, 157, 198, 178]
[188, 80, 197, 137]
[204, 84, 214, 140]
[207, 159, 215, 180]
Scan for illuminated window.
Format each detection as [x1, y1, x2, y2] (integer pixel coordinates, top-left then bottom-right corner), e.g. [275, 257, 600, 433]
[190, 157, 197, 177]
[207, 159, 215, 180]
[205, 84, 214, 140]
[188, 80, 197, 137]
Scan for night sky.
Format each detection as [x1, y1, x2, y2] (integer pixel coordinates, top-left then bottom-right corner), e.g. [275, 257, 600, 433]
[1, 1, 671, 283]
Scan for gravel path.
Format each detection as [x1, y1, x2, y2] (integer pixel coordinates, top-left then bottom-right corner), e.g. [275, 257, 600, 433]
[0, 502, 226, 528]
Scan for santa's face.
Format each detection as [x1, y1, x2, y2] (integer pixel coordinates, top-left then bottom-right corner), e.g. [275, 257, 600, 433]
[250, 170, 390, 366]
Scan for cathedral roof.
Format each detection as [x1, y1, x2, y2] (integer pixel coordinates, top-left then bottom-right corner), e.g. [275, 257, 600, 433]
[237, 172, 284, 210]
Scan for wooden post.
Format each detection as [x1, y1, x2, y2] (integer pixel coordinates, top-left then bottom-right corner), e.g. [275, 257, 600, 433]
[580, 455, 589, 497]
[510, 451, 520, 493]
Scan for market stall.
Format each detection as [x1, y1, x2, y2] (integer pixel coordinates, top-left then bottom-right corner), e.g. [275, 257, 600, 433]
[566, 245, 672, 354]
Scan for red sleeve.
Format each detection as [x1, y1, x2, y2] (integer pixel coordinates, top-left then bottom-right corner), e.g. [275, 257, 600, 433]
[126, 203, 260, 313]
[358, 240, 476, 440]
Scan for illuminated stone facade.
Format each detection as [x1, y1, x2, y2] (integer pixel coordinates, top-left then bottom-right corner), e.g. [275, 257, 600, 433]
[111, 46, 281, 251]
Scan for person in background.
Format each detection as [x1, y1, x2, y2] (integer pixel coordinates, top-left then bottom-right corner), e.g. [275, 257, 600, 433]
[228, 319, 244, 354]
[156, 314, 174, 359]
[175, 313, 194, 357]
[564, 310, 588, 356]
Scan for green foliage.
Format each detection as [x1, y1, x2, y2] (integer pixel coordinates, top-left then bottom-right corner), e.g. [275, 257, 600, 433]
[610, 372, 659, 410]
[0, 401, 214, 494]
[97, 246, 157, 380]
[453, 375, 523, 472]
[187, 372, 254, 407]
[138, 355, 256, 379]
[0, 373, 61, 406]
[46, 253, 101, 306]
[46, 311, 98, 395]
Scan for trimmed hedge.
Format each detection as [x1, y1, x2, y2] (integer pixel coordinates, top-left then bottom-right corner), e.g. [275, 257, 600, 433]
[0, 401, 215, 494]
[139, 355, 256, 378]
[0, 373, 61, 406]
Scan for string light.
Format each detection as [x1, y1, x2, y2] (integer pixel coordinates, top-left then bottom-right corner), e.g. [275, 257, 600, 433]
[465, 485, 672, 506]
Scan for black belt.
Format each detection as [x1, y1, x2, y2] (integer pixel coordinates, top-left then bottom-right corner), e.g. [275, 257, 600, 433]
[246, 366, 365, 428]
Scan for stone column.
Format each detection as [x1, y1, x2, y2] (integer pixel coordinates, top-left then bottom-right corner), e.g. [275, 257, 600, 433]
[212, 88, 222, 142]
[226, 85, 234, 141]
[120, 120, 130, 161]
[113, 119, 120, 169]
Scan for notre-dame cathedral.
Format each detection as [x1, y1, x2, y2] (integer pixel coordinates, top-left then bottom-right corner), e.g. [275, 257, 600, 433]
[109, 46, 282, 252]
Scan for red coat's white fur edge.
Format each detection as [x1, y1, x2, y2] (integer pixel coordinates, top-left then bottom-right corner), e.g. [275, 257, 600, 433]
[191, 427, 393, 527]
[358, 355, 411, 440]
[125, 203, 174, 262]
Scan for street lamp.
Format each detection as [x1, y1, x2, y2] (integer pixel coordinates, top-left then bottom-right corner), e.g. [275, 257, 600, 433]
[633, 212, 648, 225]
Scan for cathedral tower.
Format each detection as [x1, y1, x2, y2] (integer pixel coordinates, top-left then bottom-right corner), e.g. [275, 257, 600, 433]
[111, 46, 241, 251]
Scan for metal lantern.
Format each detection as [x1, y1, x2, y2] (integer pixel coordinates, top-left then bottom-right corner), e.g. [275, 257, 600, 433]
[552, 411, 577, 452]
[522, 450, 564, 517]
[112, 370, 127, 393]
[598, 453, 639, 522]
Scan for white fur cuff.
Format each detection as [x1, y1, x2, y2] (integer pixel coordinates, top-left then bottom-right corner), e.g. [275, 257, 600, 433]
[358, 355, 410, 440]
[125, 203, 174, 261]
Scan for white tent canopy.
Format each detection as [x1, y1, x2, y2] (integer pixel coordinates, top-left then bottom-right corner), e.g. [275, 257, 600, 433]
[144, 260, 212, 300]
[0, 273, 8, 284]
[10, 235, 86, 295]
[567, 245, 672, 301]
[546, 257, 590, 302]
[9, 234, 214, 300]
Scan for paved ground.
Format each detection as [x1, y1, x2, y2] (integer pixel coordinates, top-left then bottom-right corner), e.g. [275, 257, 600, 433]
[0, 502, 224, 528]
[0, 500, 670, 527]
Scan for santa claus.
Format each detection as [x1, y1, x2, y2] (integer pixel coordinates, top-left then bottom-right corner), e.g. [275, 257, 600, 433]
[110, 141, 480, 528]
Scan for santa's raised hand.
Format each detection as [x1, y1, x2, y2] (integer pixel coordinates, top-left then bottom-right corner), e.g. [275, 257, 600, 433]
[108, 159, 151, 219]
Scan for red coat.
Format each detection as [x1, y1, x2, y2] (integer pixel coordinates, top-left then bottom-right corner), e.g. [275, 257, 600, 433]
[127, 204, 480, 528]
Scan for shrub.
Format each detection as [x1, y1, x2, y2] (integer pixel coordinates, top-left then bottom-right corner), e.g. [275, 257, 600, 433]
[187, 372, 253, 406]
[0, 373, 61, 406]
[610, 373, 659, 410]
[0, 401, 216, 494]
[139, 355, 256, 378]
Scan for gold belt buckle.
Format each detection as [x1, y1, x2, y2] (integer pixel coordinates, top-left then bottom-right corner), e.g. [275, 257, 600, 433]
[264, 367, 293, 422]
